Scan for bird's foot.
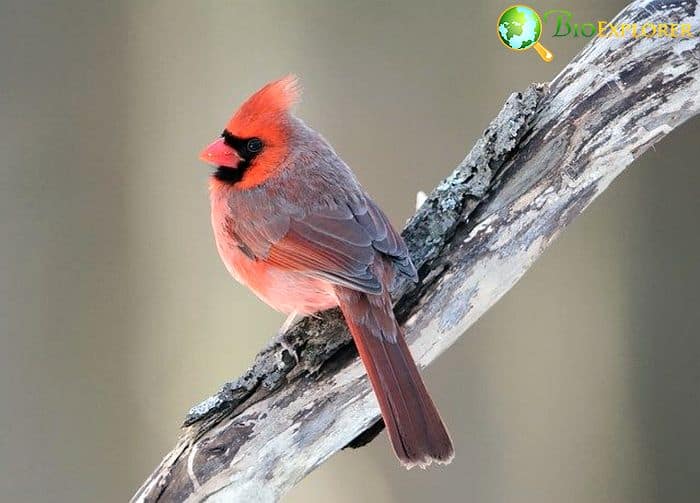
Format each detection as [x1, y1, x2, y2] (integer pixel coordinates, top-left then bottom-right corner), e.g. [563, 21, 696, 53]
[271, 312, 302, 365]
[274, 329, 299, 365]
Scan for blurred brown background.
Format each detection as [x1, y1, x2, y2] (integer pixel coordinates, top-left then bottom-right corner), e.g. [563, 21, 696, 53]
[1, 1, 698, 502]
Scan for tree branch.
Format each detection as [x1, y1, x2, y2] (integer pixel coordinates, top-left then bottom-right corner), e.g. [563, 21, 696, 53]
[133, 1, 700, 501]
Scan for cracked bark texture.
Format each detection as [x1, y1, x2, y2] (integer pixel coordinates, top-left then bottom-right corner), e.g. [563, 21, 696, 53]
[133, 1, 700, 501]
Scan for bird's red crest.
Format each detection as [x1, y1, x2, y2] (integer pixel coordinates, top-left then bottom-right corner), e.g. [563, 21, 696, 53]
[225, 75, 301, 135]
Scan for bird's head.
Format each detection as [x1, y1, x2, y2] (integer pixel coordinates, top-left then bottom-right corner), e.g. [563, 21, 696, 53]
[200, 74, 301, 188]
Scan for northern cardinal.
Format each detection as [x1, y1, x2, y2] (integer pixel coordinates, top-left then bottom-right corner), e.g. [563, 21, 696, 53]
[200, 75, 453, 468]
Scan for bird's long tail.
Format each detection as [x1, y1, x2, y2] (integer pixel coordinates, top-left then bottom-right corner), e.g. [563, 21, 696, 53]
[336, 287, 454, 468]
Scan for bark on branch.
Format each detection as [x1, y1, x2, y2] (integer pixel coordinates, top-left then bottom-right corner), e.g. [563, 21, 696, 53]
[134, 1, 700, 501]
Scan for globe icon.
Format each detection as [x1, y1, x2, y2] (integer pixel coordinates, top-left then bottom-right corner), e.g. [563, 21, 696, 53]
[497, 5, 553, 62]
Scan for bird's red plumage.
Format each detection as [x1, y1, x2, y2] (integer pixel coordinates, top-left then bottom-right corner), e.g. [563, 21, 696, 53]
[204, 76, 453, 467]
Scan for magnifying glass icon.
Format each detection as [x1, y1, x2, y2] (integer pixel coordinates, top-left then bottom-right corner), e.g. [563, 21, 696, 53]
[497, 5, 554, 62]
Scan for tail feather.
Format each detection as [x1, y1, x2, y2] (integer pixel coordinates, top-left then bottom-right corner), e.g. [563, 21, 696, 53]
[336, 287, 454, 468]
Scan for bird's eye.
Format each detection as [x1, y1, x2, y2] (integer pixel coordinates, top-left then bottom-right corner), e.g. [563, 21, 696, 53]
[247, 138, 263, 153]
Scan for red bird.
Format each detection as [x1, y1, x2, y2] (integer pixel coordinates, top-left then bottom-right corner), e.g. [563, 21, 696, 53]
[200, 75, 453, 468]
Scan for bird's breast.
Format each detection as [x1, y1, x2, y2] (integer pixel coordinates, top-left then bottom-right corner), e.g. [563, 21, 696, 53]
[209, 187, 337, 315]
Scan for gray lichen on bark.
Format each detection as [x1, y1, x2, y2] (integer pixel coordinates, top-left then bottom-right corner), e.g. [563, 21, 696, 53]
[403, 84, 546, 274]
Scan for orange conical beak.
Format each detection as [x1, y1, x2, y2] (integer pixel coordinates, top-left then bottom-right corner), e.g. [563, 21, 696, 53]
[199, 137, 241, 168]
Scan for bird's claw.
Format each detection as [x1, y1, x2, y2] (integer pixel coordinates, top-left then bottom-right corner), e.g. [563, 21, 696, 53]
[274, 330, 300, 365]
